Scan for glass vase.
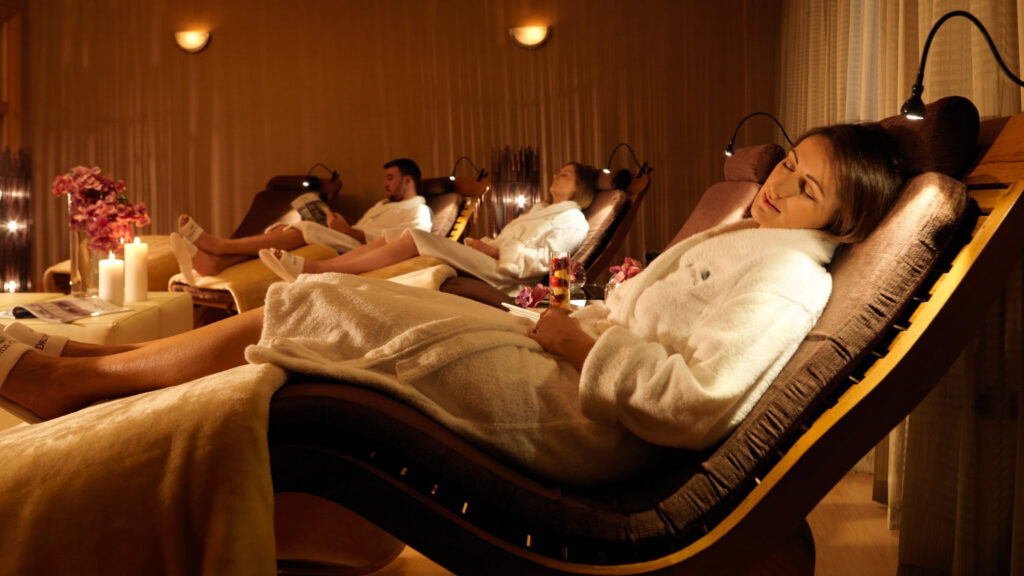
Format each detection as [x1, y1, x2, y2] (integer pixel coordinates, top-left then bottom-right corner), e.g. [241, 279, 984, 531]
[69, 228, 103, 297]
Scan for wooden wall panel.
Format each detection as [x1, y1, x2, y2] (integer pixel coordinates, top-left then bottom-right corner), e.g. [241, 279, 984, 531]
[26, 0, 782, 283]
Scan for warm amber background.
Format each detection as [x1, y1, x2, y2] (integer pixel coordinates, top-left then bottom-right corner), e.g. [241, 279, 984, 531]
[24, 0, 783, 284]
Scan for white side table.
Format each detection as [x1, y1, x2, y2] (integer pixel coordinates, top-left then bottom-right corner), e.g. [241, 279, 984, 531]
[0, 292, 193, 345]
[0, 292, 193, 431]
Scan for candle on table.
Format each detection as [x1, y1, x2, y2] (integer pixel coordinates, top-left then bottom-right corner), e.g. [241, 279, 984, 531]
[99, 251, 125, 306]
[124, 236, 148, 302]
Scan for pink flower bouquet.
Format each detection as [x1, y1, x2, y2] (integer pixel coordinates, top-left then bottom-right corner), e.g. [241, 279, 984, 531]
[53, 166, 151, 253]
[609, 257, 643, 285]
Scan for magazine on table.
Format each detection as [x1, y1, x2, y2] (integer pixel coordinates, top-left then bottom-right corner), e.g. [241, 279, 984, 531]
[291, 192, 331, 226]
[0, 296, 132, 324]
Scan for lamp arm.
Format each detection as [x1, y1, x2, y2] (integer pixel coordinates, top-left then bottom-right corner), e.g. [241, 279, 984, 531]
[725, 112, 794, 157]
[914, 10, 1024, 88]
[450, 156, 488, 181]
[604, 142, 648, 176]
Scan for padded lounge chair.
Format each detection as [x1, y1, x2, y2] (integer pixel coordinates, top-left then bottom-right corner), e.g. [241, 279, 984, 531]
[268, 97, 1018, 575]
[167, 174, 489, 315]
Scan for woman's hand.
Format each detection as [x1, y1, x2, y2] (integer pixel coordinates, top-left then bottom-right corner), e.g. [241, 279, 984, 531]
[464, 237, 500, 259]
[528, 307, 595, 371]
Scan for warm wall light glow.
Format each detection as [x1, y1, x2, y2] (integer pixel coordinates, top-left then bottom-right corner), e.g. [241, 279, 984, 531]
[6, 220, 19, 232]
[509, 26, 550, 49]
[175, 31, 211, 54]
[4, 280, 17, 293]
[515, 195, 527, 208]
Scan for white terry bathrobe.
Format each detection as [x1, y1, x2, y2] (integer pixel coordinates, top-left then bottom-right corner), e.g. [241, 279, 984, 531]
[247, 219, 838, 485]
[401, 200, 589, 295]
[288, 195, 433, 253]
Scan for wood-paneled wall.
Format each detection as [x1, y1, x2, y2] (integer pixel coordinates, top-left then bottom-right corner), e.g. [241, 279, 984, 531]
[26, 0, 782, 283]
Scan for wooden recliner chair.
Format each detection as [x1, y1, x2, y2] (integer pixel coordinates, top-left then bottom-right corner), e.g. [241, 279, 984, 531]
[167, 174, 489, 316]
[268, 97, 1017, 575]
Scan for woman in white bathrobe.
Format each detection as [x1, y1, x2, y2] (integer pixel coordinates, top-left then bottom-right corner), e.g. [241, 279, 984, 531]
[0, 124, 905, 487]
[260, 163, 595, 296]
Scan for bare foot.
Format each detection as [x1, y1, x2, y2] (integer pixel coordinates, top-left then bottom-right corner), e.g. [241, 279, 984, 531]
[1, 354, 90, 420]
[192, 249, 251, 276]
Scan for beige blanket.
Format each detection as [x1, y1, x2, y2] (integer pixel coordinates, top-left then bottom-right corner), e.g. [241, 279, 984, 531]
[0, 363, 287, 576]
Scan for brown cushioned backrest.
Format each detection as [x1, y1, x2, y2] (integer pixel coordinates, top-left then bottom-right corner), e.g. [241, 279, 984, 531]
[666, 144, 784, 248]
[724, 143, 786, 182]
[571, 188, 630, 269]
[427, 192, 461, 236]
[879, 95, 980, 179]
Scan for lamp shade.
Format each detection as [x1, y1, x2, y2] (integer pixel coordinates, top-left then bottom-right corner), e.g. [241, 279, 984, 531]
[174, 31, 211, 54]
[509, 26, 549, 49]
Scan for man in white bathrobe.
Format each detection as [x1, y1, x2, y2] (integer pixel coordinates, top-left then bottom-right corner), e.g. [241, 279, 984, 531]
[170, 158, 434, 281]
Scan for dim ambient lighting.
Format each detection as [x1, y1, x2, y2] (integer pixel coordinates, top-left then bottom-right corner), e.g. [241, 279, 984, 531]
[174, 30, 211, 54]
[901, 10, 1024, 120]
[509, 26, 550, 49]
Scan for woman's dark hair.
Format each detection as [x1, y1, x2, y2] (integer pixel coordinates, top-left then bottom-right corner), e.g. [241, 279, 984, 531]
[548, 162, 597, 209]
[797, 123, 905, 243]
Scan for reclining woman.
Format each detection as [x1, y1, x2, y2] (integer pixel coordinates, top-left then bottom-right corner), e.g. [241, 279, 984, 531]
[259, 162, 596, 296]
[0, 124, 903, 486]
[169, 158, 433, 284]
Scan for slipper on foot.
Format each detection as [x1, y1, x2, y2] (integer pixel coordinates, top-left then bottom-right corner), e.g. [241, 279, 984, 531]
[177, 215, 204, 244]
[169, 233, 200, 285]
[259, 249, 304, 283]
[0, 337, 43, 423]
[3, 322, 69, 357]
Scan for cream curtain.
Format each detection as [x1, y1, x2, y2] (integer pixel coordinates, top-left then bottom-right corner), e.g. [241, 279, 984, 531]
[779, 0, 1024, 573]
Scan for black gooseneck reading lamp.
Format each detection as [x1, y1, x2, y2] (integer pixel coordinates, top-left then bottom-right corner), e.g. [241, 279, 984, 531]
[448, 156, 488, 181]
[901, 10, 1024, 120]
[724, 112, 794, 157]
[302, 162, 340, 190]
[602, 142, 651, 177]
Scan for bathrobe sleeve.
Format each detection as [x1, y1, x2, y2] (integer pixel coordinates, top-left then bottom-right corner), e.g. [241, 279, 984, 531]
[493, 208, 589, 279]
[578, 257, 830, 450]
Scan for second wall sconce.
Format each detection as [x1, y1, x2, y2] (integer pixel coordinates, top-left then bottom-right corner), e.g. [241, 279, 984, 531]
[509, 26, 550, 50]
[175, 30, 211, 54]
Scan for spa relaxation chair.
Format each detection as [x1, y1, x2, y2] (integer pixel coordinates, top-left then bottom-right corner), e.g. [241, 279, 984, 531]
[167, 173, 490, 317]
[267, 96, 1024, 575]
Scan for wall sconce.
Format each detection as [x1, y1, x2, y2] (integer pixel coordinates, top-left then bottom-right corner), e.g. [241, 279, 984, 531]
[509, 26, 550, 50]
[449, 156, 488, 181]
[901, 10, 1023, 120]
[603, 142, 651, 177]
[724, 112, 794, 157]
[174, 30, 211, 54]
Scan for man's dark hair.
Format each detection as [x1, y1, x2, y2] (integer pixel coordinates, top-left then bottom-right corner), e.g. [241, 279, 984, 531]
[383, 158, 421, 187]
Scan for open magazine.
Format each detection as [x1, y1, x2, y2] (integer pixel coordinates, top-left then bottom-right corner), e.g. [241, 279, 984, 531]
[290, 192, 331, 226]
[0, 296, 132, 324]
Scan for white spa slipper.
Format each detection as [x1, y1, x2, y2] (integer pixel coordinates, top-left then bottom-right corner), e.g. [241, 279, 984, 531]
[259, 249, 303, 283]
[0, 337, 43, 423]
[3, 322, 69, 357]
[177, 215, 204, 244]
[169, 233, 200, 285]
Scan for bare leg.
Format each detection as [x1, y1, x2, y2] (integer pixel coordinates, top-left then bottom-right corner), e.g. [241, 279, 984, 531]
[0, 307, 265, 420]
[305, 231, 419, 275]
[182, 215, 307, 256]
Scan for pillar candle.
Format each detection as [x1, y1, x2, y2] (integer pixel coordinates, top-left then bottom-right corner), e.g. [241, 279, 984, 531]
[98, 252, 125, 306]
[124, 237, 149, 302]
